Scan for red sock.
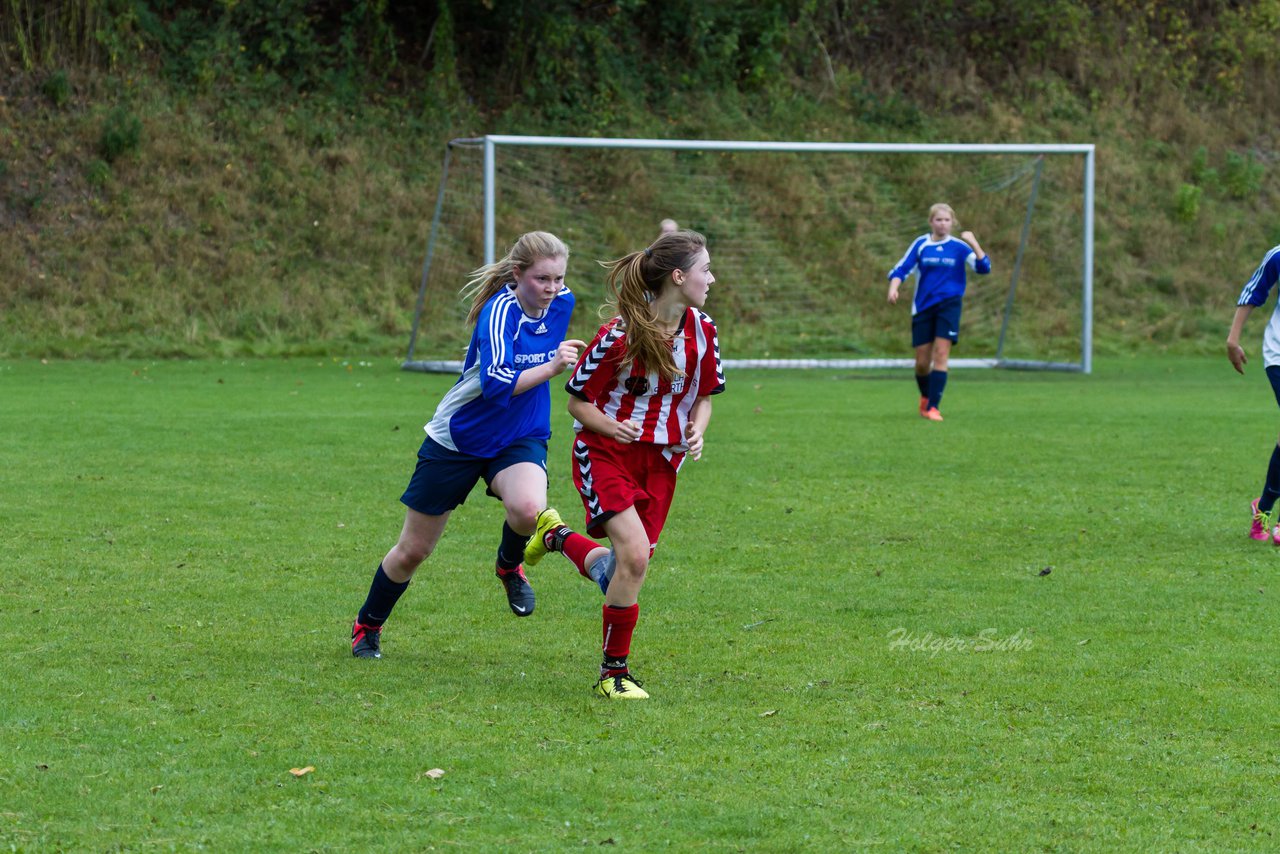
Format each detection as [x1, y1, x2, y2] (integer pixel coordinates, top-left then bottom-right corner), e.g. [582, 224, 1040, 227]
[563, 532, 604, 578]
[602, 603, 639, 674]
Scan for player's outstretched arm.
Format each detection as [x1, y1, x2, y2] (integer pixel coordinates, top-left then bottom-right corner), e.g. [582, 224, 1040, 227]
[959, 230, 986, 260]
[512, 338, 587, 395]
[887, 276, 903, 305]
[567, 395, 642, 444]
[1227, 304, 1254, 374]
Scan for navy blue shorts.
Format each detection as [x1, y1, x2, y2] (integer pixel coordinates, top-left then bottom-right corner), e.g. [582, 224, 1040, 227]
[400, 435, 548, 516]
[912, 297, 964, 348]
[1266, 365, 1280, 407]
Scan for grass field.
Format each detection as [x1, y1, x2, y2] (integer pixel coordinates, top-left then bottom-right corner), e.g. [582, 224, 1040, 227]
[3, 355, 1278, 851]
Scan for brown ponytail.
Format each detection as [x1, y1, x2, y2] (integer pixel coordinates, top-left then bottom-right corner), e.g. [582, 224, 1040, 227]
[599, 230, 707, 380]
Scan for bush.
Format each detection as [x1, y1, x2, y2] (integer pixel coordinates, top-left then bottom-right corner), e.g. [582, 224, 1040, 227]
[1174, 183, 1202, 223]
[84, 158, 112, 188]
[99, 107, 142, 162]
[42, 70, 71, 107]
[1222, 151, 1264, 200]
[1189, 146, 1217, 188]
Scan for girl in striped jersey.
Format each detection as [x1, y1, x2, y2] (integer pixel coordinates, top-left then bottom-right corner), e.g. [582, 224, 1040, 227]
[1227, 242, 1280, 544]
[349, 232, 586, 660]
[523, 230, 725, 699]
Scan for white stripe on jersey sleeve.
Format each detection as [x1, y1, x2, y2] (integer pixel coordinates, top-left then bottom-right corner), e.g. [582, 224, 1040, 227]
[949, 236, 979, 269]
[1241, 245, 1280, 305]
[890, 235, 927, 279]
[696, 310, 725, 389]
[485, 294, 518, 384]
[568, 325, 624, 394]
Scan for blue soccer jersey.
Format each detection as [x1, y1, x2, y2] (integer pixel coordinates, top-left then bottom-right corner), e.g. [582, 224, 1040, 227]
[888, 235, 992, 314]
[1238, 244, 1280, 367]
[425, 284, 575, 457]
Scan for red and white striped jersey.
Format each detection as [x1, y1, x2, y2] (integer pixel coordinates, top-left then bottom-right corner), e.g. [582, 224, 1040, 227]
[566, 308, 725, 448]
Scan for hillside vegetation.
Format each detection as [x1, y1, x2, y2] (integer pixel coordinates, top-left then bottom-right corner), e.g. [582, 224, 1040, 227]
[3, 1, 1280, 358]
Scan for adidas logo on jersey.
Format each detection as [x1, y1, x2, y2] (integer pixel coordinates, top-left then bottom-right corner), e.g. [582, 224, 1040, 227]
[534, 322, 548, 334]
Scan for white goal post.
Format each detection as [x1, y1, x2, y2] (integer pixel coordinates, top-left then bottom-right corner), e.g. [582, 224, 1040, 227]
[404, 135, 1095, 374]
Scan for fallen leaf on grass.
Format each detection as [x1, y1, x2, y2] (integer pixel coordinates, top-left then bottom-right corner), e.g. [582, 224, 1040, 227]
[289, 766, 315, 777]
[422, 768, 445, 780]
[1077, 639, 1090, 646]
[759, 710, 778, 718]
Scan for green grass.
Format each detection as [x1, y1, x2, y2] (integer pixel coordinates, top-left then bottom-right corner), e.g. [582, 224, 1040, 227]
[3, 356, 1279, 850]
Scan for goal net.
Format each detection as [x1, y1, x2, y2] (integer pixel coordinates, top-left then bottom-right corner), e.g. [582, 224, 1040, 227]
[403, 136, 1094, 373]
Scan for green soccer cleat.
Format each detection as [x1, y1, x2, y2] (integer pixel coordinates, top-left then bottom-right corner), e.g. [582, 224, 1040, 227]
[523, 507, 566, 567]
[594, 672, 649, 700]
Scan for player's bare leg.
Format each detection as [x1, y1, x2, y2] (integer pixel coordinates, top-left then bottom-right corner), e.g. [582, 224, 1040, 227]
[383, 507, 451, 582]
[931, 337, 952, 372]
[590, 507, 651, 698]
[353, 508, 450, 658]
[600, 507, 650, 607]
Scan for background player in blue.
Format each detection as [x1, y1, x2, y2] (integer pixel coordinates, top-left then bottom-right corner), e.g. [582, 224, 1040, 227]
[350, 231, 587, 658]
[1227, 243, 1280, 545]
[887, 202, 991, 421]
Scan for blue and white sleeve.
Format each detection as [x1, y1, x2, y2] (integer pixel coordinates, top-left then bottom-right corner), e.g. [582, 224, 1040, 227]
[476, 299, 519, 406]
[1239, 246, 1280, 307]
[889, 237, 925, 281]
[967, 252, 992, 275]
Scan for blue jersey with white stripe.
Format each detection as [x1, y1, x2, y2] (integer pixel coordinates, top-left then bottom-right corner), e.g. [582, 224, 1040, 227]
[888, 234, 992, 314]
[425, 284, 575, 457]
[1237, 244, 1280, 367]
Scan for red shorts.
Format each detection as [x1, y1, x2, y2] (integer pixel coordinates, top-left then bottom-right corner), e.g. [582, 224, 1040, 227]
[570, 433, 684, 548]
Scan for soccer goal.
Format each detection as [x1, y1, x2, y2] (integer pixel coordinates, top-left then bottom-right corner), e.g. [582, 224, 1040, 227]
[403, 135, 1095, 373]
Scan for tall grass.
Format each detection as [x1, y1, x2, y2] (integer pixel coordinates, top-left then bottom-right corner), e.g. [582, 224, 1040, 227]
[1, 0, 109, 70]
[2, 4, 1279, 358]
[1, 68, 1274, 360]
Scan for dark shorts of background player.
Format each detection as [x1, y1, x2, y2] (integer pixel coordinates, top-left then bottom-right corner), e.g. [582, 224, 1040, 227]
[570, 433, 681, 549]
[400, 435, 548, 516]
[911, 296, 964, 348]
[1266, 365, 1280, 407]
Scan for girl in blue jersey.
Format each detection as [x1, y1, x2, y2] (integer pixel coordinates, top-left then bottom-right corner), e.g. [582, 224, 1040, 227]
[1227, 243, 1280, 545]
[887, 203, 991, 421]
[350, 231, 587, 659]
